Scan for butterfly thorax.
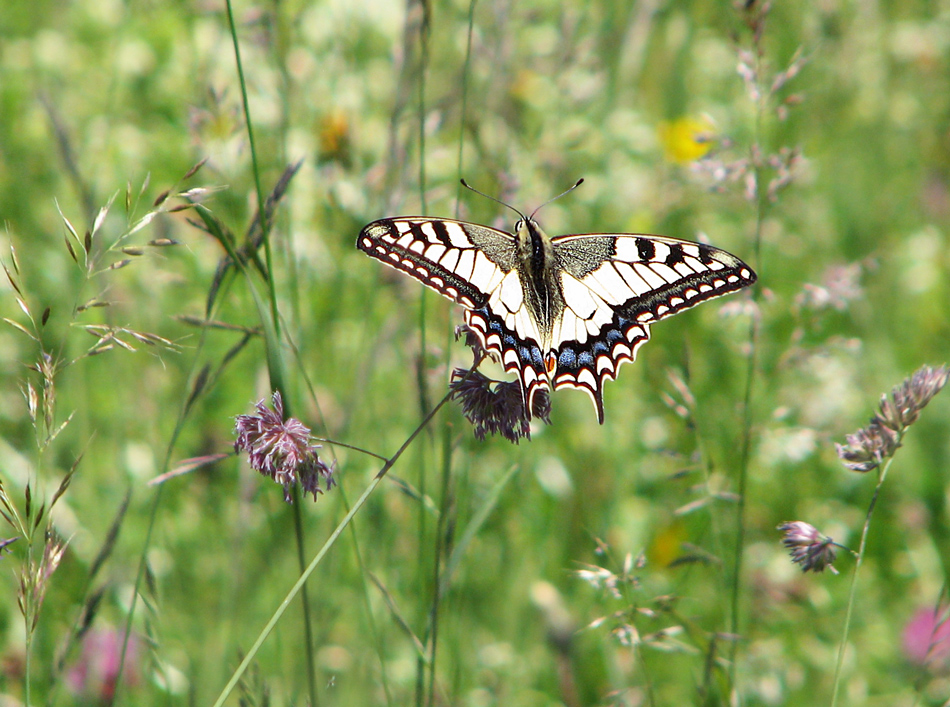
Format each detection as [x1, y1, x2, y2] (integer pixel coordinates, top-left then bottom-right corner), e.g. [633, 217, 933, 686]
[514, 218, 564, 355]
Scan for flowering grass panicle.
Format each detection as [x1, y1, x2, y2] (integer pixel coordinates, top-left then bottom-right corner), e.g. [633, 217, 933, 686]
[835, 420, 901, 473]
[777, 521, 839, 574]
[835, 364, 948, 472]
[234, 391, 335, 502]
[877, 364, 949, 432]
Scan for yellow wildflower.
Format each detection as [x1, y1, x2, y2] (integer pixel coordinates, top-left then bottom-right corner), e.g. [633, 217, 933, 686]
[658, 116, 716, 163]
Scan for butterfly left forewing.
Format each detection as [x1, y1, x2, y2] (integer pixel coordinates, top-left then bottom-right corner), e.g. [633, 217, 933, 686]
[357, 218, 514, 309]
[550, 233, 756, 422]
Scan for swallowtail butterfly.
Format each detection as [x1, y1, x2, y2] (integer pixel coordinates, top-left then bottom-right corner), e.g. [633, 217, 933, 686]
[357, 186, 756, 423]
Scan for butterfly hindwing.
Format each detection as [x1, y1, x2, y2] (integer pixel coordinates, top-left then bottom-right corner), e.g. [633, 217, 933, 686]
[464, 304, 550, 416]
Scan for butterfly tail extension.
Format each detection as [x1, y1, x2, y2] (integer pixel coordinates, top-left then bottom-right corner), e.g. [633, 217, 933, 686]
[552, 317, 653, 424]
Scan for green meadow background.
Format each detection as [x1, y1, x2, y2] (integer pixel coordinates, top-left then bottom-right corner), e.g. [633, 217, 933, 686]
[1, 0, 949, 705]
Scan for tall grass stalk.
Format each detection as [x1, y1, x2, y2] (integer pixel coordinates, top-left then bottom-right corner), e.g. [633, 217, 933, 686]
[728, 5, 770, 688]
[408, 3, 439, 705]
[222, 2, 318, 703]
[830, 453, 895, 707]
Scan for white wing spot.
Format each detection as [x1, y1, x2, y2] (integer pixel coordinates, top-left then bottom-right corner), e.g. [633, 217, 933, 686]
[613, 237, 641, 261]
[650, 262, 681, 284]
[561, 273, 599, 319]
[499, 272, 524, 312]
[577, 368, 598, 390]
[584, 264, 633, 304]
[553, 372, 575, 386]
[684, 256, 706, 273]
[614, 262, 650, 295]
[439, 249, 460, 271]
[470, 251, 498, 291]
[634, 263, 666, 289]
[673, 261, 694, 277]
[424, 243, 446, 262]
[596, 355, 614, 374]
[445, 223, 471, 248]
[651, 243, 671, 262]
[455, 249, 476, 281]
[625, 325, 646, 341]
[611, 342, 632, 360]
[637, 312, 653, 322]
[573, 315, 590, 345]
[522, 366, 538, 386]
[669, 296, 684, 306]
[656, 304, 670, 316]
[420, 222, 438, 240]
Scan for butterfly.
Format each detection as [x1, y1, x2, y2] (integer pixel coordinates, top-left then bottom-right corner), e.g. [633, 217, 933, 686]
[357, 185, 756, 423]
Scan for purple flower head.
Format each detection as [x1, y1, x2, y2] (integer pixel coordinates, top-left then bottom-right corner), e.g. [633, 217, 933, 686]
[234, 391, 335, 502]
[777, 521, 839, 574]
[449, 368, 550, 444]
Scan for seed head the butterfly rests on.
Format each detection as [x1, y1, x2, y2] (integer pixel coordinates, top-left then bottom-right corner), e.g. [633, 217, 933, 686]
[357, 180, 756, 424]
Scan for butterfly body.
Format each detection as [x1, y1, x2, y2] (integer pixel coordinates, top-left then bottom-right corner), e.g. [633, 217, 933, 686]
[358, 214, 756, 423]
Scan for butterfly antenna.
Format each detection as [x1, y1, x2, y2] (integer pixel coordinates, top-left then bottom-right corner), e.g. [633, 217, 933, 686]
[529, 178, 584, 220]
[460, 179, 527, 222]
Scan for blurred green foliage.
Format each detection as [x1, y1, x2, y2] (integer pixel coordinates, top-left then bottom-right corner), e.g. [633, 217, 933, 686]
[0, 0, 948, 705]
